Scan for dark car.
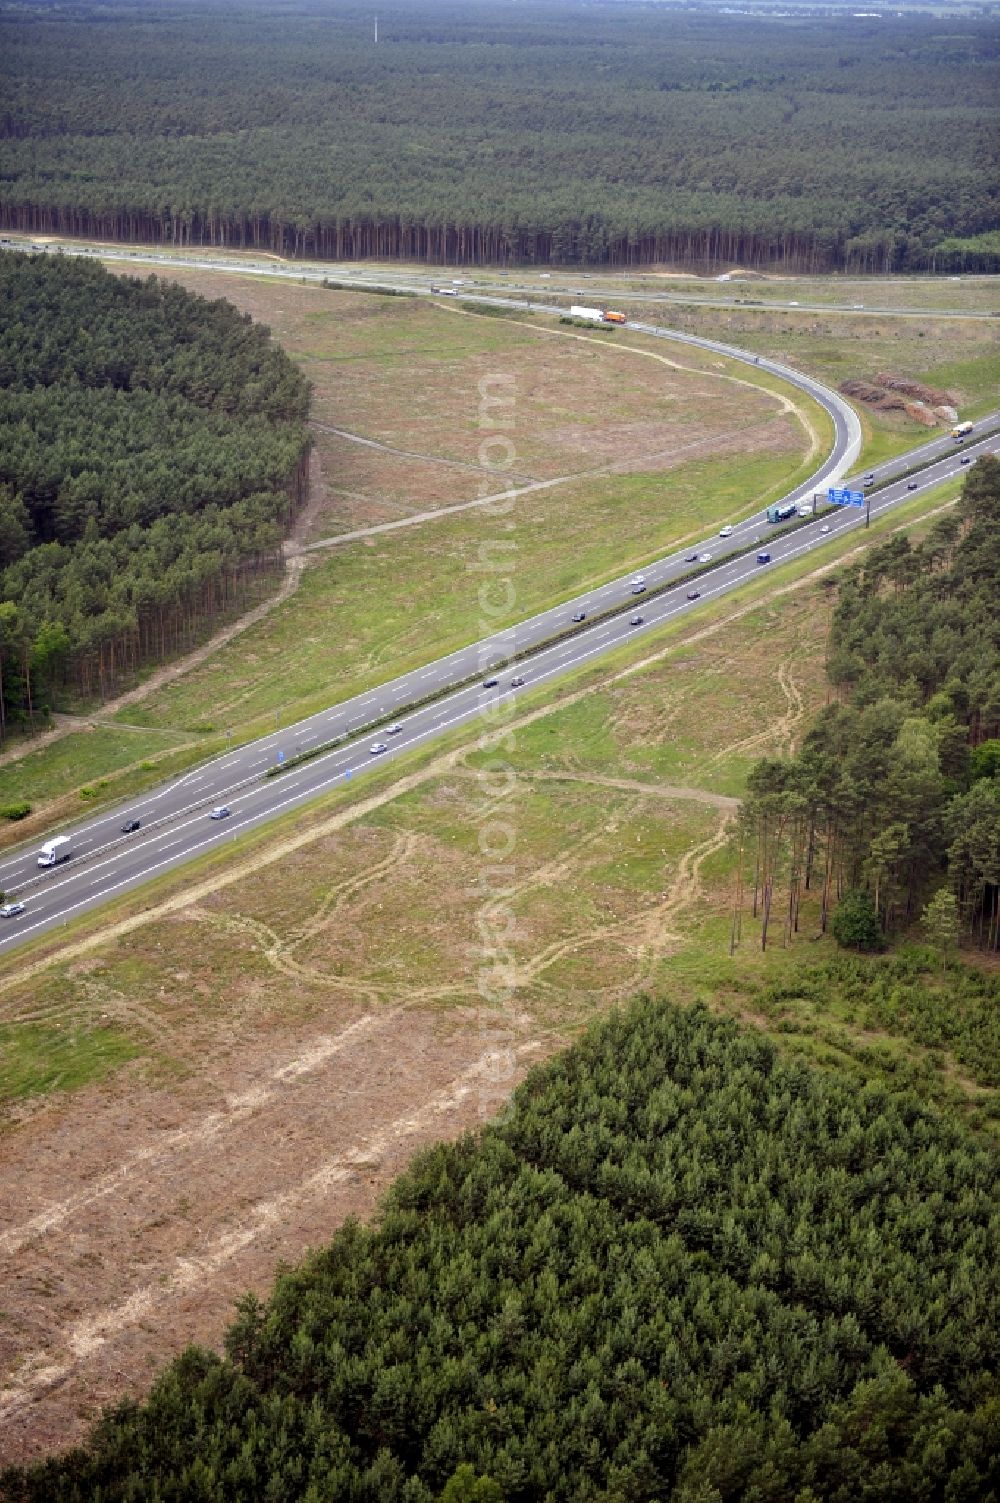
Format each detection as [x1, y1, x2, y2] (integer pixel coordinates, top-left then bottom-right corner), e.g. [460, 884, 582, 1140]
[960, 455, 972, 465]
[687, 589, 701, 600]
[685, 553, 699, 563]
[907, 480, 919, 490]
[482, 677, 499, 689]
[572, 611, 586, 623]
[121, 819, 141, 834]
[629, 614, 644, 626]
[510, 675, 525, 687]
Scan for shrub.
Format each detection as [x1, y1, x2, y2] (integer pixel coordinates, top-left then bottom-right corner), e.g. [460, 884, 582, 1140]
[831, 889, 883, 952]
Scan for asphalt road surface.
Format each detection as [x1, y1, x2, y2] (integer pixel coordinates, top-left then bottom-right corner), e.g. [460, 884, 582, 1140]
[2, 237, 989, 319]
[0, 236, 994, 951]
[2, 419, 994, 954]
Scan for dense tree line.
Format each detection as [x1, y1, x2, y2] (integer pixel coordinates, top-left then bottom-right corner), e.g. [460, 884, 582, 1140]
[736, 455, 1000, 952]
[3, 998, 997, 1501]
[0, 253, 310, 732]
[1, 1, 997, 272]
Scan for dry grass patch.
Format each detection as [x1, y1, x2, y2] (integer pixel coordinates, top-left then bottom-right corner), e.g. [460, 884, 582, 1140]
[138, 266, 805, 534]
[2, 553, 990, 1464]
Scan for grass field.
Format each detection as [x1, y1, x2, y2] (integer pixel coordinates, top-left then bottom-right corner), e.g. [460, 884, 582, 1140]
[625, 297, 1000, 465]
[3, 471, 993, 1469]
[151, 270, 814, 537]
[0, 274, 824, 827]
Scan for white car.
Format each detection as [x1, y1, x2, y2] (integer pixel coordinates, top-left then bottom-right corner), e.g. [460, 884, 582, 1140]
[797, 505, 812, 517]
[369, 742, 388, 756]
[386, 724, 403, 735]
[632, 574, 645, 585]
[699, 552, 712, 563]
[0, 902, 25, 918]
[820, 524, 831, 534]
[719, 525, 734, 538]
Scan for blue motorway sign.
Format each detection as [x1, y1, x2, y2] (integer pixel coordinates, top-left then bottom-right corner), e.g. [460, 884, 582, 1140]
[827, 487, 866, 508]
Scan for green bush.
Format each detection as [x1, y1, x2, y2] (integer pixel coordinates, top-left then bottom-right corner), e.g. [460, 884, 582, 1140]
[831, 890, 884, 952]
[0, 802, 31, 820]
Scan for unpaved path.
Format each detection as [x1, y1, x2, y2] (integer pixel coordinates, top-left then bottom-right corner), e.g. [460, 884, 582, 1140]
[0, 1000, 548, 1466]
[311, 419, 537, 484]
[301, 411, 788, 552]
[0, 450, 327, 772]
[505, 769, 739, 810]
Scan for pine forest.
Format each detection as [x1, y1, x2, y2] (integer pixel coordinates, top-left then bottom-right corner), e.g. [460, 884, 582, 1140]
[2, 1000, 997, 1501]
[736, 456, 1000, 955]
[1, 0, 998, 273]
[0, 253, 310, 733]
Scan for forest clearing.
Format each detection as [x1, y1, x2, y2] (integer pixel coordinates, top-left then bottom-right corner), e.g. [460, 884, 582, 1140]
[0, 274, 819, 837]
[2, 517, 994, 1466]
[3, 264, 995, 841]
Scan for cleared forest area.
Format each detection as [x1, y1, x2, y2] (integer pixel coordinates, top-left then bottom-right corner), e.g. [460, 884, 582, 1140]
[0, 275, 815, 832]
[2, 520, 996, 1473]
[1, 1, 997, 272]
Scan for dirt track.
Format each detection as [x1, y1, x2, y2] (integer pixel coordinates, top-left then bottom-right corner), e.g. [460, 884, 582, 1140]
[0, 996, 549, 1466]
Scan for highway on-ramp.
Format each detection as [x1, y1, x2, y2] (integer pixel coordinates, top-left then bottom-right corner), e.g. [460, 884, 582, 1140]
[1, 416, 994, 956]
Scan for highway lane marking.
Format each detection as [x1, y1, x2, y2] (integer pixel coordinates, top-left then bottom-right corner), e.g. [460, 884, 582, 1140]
[0, 473, 949, 924]
[0, 447, 980, 939]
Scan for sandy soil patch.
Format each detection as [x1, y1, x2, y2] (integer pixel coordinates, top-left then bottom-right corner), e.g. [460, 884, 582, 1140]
[0, 996, 550, 1466]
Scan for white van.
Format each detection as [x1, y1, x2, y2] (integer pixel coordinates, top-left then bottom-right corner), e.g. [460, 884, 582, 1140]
[37, 835, 73, 868]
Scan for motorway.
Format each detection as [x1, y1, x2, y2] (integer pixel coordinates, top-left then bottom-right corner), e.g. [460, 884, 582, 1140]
[0, 236, 995, 953]
[1, 418, 995, 955]
[2, 236, 990, 320]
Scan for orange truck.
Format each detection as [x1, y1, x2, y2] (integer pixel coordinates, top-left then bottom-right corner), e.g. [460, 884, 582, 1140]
[569, 306, 627, 324]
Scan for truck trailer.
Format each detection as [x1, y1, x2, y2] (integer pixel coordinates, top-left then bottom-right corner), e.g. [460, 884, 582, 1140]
[568, 306, 627, 324]
[766, 502, 798, 524]
[37, 835, 73, 868]
[952, 421, 974, 439]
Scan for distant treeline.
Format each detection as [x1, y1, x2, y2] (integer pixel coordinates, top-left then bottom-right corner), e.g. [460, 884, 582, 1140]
[3, 999, 997, 1501]
[737, 455, 1000, 953]
[1, 1, 997, 272]
[0, 255, 310, 733]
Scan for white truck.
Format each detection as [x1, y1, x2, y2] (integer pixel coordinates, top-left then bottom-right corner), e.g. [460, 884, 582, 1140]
[37, 835, 73, 868]
[569, 305, 605, 322]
